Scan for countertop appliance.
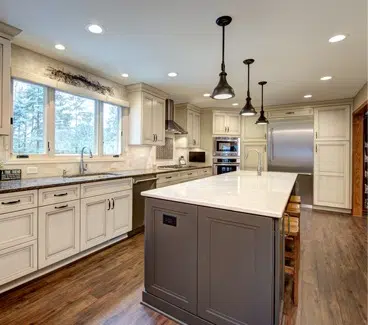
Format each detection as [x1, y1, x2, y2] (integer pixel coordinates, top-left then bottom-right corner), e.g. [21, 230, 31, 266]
[213, 157, 240, 175]
[132, 175, 158, 231]
[213, 137, 240, 157]
[189, 151, 206, 163]
[178, 155, 186, 166]
[267, 117, 314, 206]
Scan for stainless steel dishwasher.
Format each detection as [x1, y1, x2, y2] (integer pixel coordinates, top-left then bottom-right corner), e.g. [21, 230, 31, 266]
[132, 174, 158, 232]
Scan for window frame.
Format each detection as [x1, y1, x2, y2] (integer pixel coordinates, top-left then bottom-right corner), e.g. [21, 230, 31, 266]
[10, 78, 125, 161]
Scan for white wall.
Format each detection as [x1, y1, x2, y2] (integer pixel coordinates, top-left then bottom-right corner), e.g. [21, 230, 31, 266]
[353, 83, 367, 112]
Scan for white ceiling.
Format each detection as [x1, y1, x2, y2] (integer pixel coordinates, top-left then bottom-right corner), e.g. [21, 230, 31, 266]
[0, 0, 367, 108]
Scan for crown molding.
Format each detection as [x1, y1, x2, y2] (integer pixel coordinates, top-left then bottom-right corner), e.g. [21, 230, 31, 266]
[0, 21, 22, 40]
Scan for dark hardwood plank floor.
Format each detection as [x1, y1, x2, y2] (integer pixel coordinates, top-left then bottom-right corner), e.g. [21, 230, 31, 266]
[0, 209, 366, 325]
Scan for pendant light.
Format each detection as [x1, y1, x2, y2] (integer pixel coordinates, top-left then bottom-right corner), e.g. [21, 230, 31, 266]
[211, 16, 235, 100]
[239, 59, 257, 116]
[255, 81, 269, 125]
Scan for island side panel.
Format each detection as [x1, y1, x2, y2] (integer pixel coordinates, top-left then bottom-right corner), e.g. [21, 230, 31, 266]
[144, 198, 198, 314]
[198, 207, 275, 325]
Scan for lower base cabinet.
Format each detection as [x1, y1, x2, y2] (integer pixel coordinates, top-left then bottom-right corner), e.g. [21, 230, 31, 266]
[81, 190, 133, 251]
[0, 240, 38, 286]
[38, 200, 80, 268]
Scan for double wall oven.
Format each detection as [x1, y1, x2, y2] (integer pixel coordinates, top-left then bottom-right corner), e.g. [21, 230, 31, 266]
[213, 137, 240, 175]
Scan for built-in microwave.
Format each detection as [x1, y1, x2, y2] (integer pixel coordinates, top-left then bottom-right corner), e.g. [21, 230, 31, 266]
[213, 137, 240, 157]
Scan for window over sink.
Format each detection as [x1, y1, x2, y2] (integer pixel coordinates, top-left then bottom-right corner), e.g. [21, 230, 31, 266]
[11, 79, 124, 159]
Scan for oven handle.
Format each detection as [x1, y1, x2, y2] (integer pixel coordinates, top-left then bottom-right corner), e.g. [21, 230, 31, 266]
[213, 163, 240, 166]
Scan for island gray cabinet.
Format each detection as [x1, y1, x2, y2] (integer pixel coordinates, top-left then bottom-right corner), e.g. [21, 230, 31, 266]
[197, 207, 275, 325]
[144, 199, 198, 314]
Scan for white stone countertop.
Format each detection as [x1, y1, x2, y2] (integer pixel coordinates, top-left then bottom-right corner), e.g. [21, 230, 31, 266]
[142, 171, 298, 218]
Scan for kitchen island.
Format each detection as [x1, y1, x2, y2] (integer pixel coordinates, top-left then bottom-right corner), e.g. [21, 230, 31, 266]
[141, 171, 298, 325]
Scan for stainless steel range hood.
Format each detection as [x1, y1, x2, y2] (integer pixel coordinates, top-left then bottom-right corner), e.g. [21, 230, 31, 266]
[165, 99, 188, 134]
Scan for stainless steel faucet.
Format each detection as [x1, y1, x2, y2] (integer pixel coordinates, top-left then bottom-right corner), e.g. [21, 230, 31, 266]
[244, 149, 263, 176]
[80, 147, 93, 175]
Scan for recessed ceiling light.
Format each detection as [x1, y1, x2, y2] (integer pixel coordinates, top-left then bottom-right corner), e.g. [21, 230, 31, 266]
[121, 73, 129, 78]
[329, 34, 346, 43]
[320, 76, 332, 81]
[304, 94, 312, 98]
[232, 103, 239, 106]
[87, 24, 104, 34]
[168, 72, 178, 77]
[55, 44, 66, 51]
[203, 93, 211, 97]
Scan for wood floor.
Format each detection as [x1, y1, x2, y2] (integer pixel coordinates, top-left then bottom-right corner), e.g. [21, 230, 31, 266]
[0, 209, 366, 325]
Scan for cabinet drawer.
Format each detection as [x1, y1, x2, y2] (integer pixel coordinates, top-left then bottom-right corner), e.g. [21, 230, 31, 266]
[0, 208, 37, 251]
[200, 168, 212, 177]
[157, 172, 181, 185]
[39, 185, 80, 206]
[81, 178, 132, 198]
[180, 170, 199, 179]
[0, 190, 37, 214]
[0, 240, 37, 286]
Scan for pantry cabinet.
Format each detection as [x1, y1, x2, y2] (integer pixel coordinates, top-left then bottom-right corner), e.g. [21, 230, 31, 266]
[127, 84, 167, 146]
[213, 112, 241, 136]
[38, 201, 80, 268]
[175, 103, 201, 148]
[241, 115, 267, 142]
[0, 37, 11, 135]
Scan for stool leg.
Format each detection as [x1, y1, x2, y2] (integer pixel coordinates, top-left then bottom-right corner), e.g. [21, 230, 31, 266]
[293, 233, 300, 305]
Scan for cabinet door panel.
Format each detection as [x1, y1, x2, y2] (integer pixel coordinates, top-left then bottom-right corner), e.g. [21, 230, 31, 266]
[187, 110, 194, 145]
[38, 201, 80, 268]
[142, 94, 154, 144]
[241, 115, 267, 142]
[213, 113, 227, 135]
[153, 97, 165, 145]
[226, 114, 241, 136]
[314, 106, 350, 141]
[314, 174, 347, 208]
[145, 199, 198, 314]
[192, 112, 201, 147]
[81, 194, 110, 251]
[241, 143, 267, 171]
[198, 207, 274, 325]
[111, 190, 132, 238]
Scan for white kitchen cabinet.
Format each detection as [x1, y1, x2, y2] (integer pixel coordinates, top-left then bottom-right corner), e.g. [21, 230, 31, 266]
[0, 37, 11, 135]
[213, 112, 241, 136]
[0, 240, 37, 286]
[241, 115, 267, 142]
[38, 201, 80, 268]
[0, 208, 37, 251]
[0, 190, 37, 214]
[81, 194, 110, 251]
[175, 104, 201, 148]
[266, 107, 313, 120]
[241, 143, 268, 171]
[314, 141, 350, 208]
[127, 84, 167, 146]
[38, 185, 80, 206]
[110, 190, 132, 238]
[314, 105, 350, 141]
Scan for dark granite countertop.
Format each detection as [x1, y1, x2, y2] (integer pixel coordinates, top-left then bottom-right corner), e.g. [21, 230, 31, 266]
[0, 166, 212, 194]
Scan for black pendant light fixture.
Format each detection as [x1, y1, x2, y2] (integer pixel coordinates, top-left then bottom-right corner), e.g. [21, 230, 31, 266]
[239, 59, 257, 116]
[211, 16, 235, 100]
[255, 81, 269, 125]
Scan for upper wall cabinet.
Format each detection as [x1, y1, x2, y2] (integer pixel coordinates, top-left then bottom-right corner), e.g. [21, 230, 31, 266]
[241, 115, 267, 142]
[314, 105, 350, 141]
[0, 37, 11, 135]
[127, 83, 167, 146]
[213, 112, 241, 136]
[175, 103, 201, 148]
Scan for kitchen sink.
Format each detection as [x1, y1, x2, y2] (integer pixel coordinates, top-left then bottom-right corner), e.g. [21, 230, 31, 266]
[63, 172, 117, 179]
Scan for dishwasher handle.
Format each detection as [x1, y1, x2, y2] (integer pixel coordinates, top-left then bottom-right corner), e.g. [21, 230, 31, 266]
[133, 177, 159, 185]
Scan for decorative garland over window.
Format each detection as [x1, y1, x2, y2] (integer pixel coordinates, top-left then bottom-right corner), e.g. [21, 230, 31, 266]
[47, 67, 114, 96]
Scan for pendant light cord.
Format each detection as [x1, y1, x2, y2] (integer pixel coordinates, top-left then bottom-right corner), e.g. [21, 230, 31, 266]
[247, 63, 250, 97]
[221, 26, 225, 72]
[261, 84, 264, 110]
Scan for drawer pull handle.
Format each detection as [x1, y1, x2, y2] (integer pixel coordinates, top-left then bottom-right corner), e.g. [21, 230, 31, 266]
[54, 193, 68, 197]
[112, 198, 115, 210]
[107, 199, 111, 211]
[55, 204, 68, 209]
[285, 111, 295, 115]
[2, 200, 21, 205]
[188, 173, 193, 175]
[166, 176, 172, 179]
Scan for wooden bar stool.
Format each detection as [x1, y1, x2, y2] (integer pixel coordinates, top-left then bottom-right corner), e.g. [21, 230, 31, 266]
[284, 212, 300, 306]
[289, 195, 301, 204]
[286, 202, 301, 218]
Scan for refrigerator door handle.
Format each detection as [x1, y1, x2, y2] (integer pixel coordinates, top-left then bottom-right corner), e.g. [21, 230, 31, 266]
[270, 128, 275, 161]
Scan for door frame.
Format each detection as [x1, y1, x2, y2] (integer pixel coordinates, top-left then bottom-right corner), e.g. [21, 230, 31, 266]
[352, 100, 367, 217]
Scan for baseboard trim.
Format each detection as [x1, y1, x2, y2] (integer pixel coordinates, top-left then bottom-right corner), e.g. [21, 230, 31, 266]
[312, 205, 351, 214]
[0, 233, 128, 294]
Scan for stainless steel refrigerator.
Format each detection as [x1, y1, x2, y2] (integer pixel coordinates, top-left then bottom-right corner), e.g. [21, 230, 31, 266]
[267, 117, 314, 206]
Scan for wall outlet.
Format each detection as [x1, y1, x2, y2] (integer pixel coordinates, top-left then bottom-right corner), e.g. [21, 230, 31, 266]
[27, 167, 38, 174]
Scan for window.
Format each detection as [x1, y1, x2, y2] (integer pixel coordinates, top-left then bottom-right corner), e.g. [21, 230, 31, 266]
[11, 78, 124, 159]
[55, 91, 96, 154]
[103, 103, 121, 155]
[12, 80, 45, 155]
